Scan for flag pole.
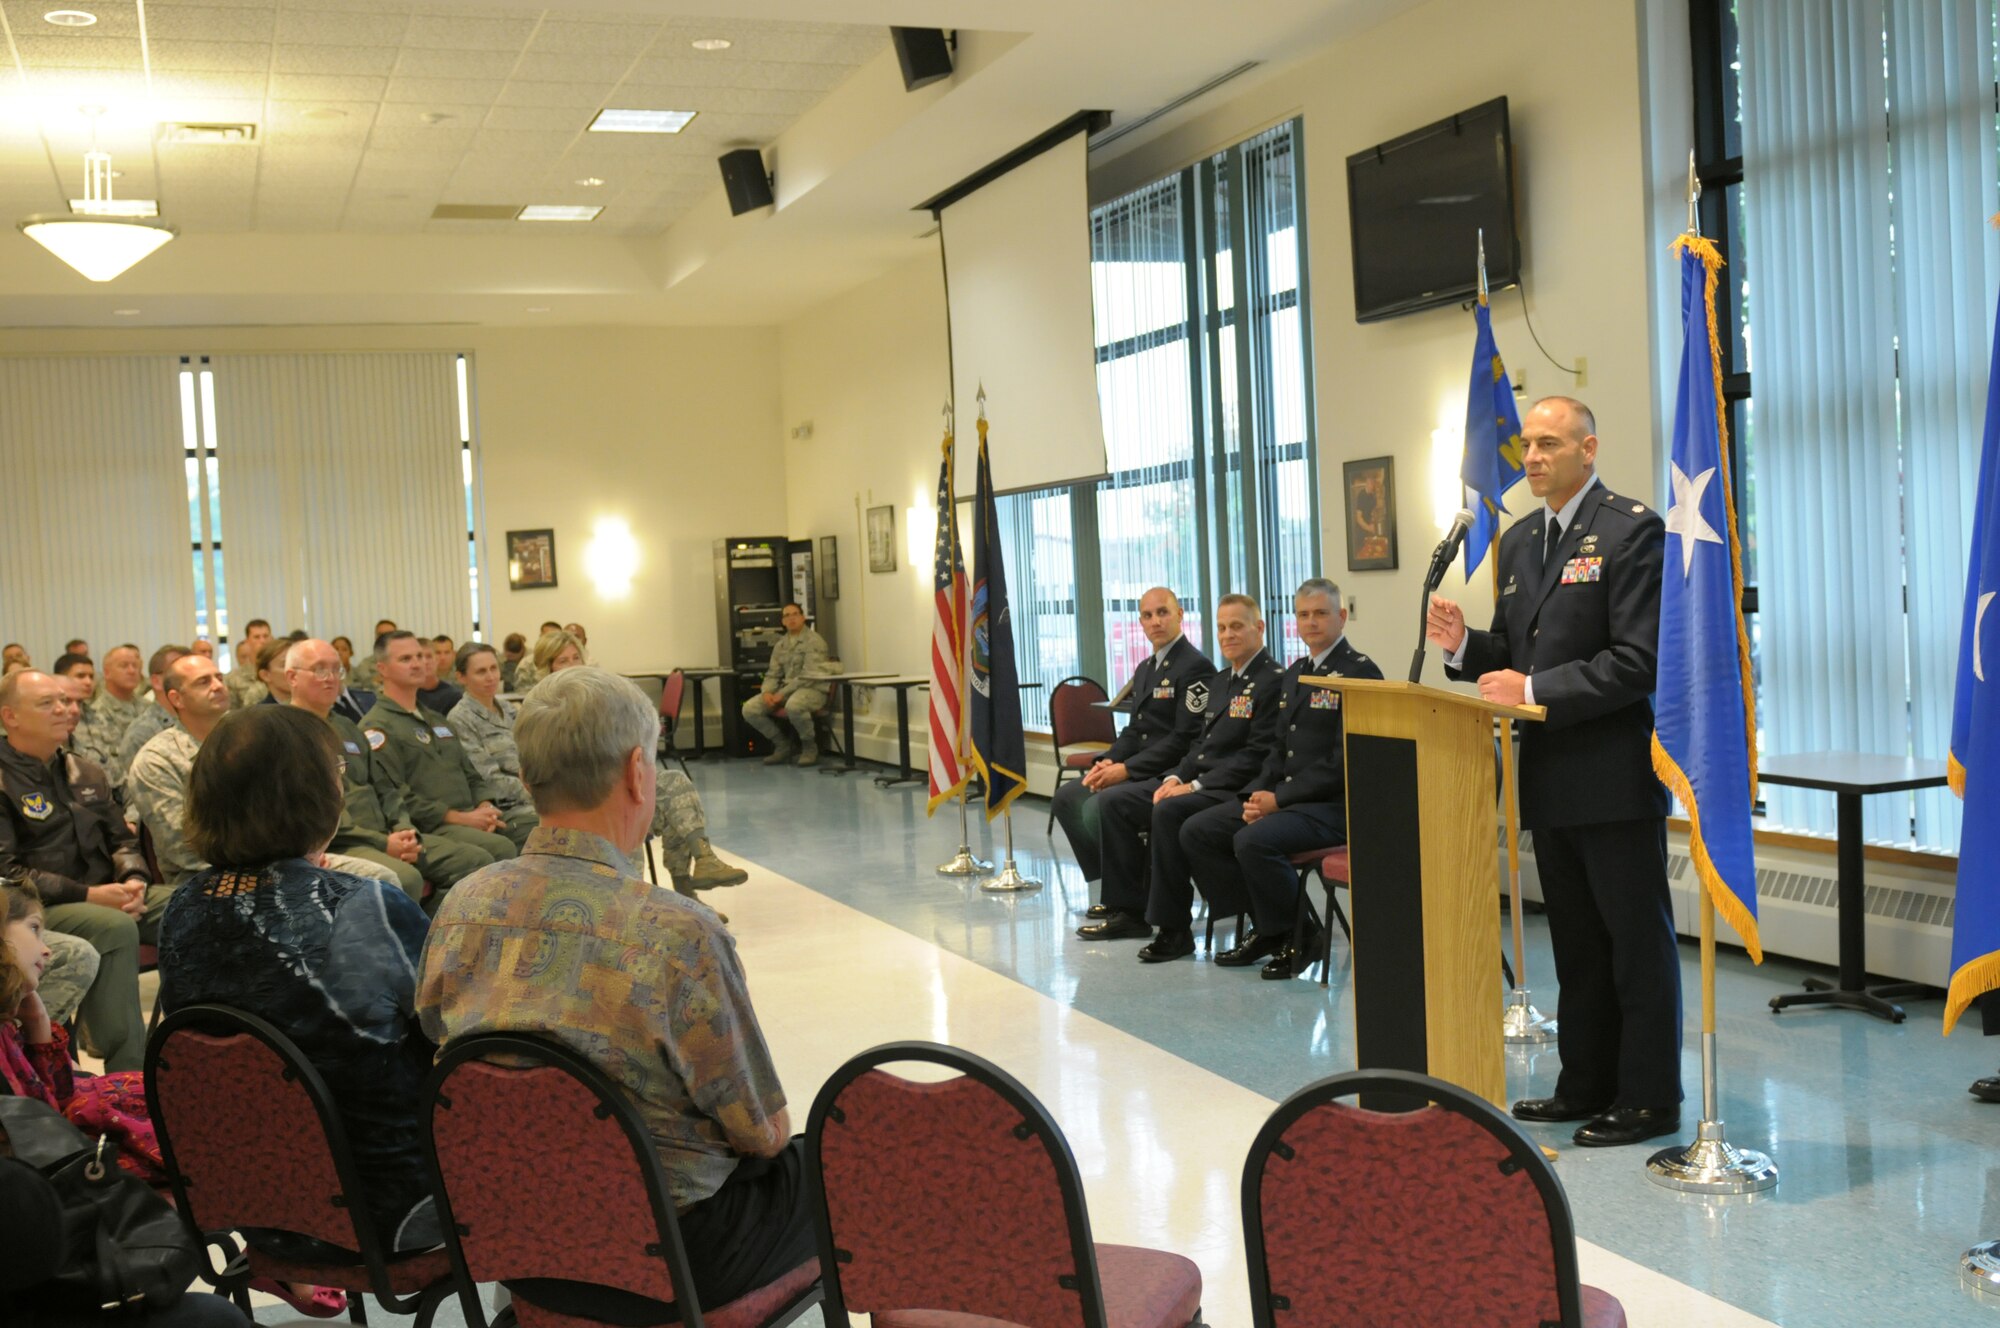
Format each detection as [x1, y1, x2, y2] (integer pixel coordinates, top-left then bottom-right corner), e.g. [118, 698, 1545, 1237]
[979, 808, 1042, 893]
[935, 400, 990, 877]
[1646, 151, 1776, 1197]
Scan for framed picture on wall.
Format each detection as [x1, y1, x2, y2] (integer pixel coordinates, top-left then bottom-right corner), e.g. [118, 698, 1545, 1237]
[866, 505, 897, 573]
[819, 535, 840, 600]
[506, 529, 558, 589]
[1341, 458, 1398, 572]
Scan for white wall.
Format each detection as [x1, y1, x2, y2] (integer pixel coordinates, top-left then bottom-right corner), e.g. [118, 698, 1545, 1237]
[0, 323, 783, 673]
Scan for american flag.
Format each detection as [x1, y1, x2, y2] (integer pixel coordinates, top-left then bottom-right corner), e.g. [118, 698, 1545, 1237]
[927, 431, 969, 813]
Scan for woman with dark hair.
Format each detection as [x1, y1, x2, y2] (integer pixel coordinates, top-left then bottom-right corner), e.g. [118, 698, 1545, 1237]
[156, 707, 440, 1307]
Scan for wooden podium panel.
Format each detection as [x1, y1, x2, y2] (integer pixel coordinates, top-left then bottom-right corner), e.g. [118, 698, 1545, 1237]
[1303, 677, 1544, 1109]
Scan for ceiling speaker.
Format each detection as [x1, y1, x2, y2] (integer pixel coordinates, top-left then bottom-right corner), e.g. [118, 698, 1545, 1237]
[890, 28, 953, 92]
[718, 149, 774, 216]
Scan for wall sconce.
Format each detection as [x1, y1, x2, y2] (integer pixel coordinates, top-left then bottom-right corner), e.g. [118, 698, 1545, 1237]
[1429, 390, 1469, 531]
[906, 502, 936, 570]
[584, 516, 639, 598]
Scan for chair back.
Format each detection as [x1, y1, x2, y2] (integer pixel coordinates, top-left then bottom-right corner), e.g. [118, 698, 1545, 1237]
[422, 1033, 706, 1326]
[146, 1005, 377, 1256]
[806, 1041, 1107, 1328]
[661, 670, 687, 724]
[1048, 677, 1113, 752]
[1242, 1069, 1584, 1328]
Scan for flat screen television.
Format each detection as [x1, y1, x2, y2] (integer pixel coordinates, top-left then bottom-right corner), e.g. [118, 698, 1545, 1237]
[1346, 97, 1519, 323]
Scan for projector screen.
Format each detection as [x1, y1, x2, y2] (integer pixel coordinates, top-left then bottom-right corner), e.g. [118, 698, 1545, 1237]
[938, 130, 1108, 496]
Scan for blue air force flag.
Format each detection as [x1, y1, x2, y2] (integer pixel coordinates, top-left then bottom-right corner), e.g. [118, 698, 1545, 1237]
[1460, 297, 1526, 579]
[1943, 282, 2000, 1033]
[1651, 235, 1761, 962]
[968, 417, 1028, 819]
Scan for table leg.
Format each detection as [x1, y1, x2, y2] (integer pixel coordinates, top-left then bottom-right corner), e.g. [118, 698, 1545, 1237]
[875, 686, 924, 788]
[822, 685, 863, 775]
[689, 677, 710, 759]
[1769, 790, 1938, 1022]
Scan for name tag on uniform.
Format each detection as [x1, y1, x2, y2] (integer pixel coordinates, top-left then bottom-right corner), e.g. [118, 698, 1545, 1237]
[1227, 695, 1254, 719]
[343, 741, 362, 755]
[432, 725, 455, 740]
[1502, 575, 1519, 597]
[1152, 684, 1174, 700]
[19, 793, 51, 821]
[1561, 556, 1604, 584]
[1308, 690, 1339, 711]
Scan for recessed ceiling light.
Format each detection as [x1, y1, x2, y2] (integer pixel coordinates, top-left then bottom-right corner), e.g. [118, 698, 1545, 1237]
[43, 9, 96, 26]
[302, 107, 347, 121]
[71, 197, 158, 217]
[575, 177, 605, 188]
[691, 38, 731, 51]
[517, 204, 602, 222]
[588, 108, 696, 134]
[113, 308, 140, 316]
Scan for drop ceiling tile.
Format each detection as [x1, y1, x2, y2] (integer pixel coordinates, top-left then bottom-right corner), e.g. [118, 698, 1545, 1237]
[508, 52, 634, 85]
[382, 76, 504, 105]
[270, 43, 397, 75]
[0, 0, 142, 37]
[150, 70, 269, 100]
[142, 6, 276, 41]
[526, 21, 660, 56]
[632, 57, 854, 91]
[149, 39, 272, 72]
[268, 72, 387, 101]
[25, 65, 149, 96]
[148, 96, 265, 124]
[270, 9, 408, 45]
[11, 33, 147, 68]
[491, 79, 609, 109]
[391, 47, 518, 80]
[369, 103, 485, 133]
[480, 103, 591, 132]
[469, 127, 575, 156]
[401, 13, 537, 51]
[618, 84, 821, 117]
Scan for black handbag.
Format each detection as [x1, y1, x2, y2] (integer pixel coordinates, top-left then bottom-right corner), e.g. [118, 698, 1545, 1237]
[0, 1096, 199, 1312]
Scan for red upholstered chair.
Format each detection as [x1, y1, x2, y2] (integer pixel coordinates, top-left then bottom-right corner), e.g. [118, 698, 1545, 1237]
[145, 1004, 455, 1325]
[1047, 677, 1114, 832]
[1242, 1069, 1626, 1328]
[421, 1033, 821, 1328]
[1283, 847, 1351, 987]
[658, 669, 693, 778]
[806, 1040, 1203, 1328]
[768, 684, 839, 759]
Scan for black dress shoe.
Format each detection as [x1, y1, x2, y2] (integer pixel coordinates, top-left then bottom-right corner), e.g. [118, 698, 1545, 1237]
[1085, 903, 1110, 919]
[1573, 1106, 1680, 1148]
[1972, 1075, 2000, 1103]
[1214, 930, 1287, 968]
[1137, 928, 1195, 963]
[1259, 926, 1323, 981]
[1077, 909, 1151, 941]
[1511, 1096, 1612, 1123]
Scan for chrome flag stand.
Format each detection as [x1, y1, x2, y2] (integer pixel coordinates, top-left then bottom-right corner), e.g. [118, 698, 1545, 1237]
[937, 783, 991, 876]
[1498, 717, 1557, 1044]
[979, 807, 1040, 892]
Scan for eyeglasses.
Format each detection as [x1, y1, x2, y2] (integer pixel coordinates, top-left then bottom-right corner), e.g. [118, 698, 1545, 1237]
[289, 666, 343, 681]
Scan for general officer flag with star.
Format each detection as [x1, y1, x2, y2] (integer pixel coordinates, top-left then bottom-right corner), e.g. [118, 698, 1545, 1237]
[1651, 234, 1762, 962]
[1942, 278, 2000, 1034]
[968, 415, 1028, 819]
[1459, 274, 1527, 578]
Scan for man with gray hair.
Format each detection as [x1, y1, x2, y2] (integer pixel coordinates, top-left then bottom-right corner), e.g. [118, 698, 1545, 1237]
[1181, 578, 1382, 980]
[419, 669, 813, 1317]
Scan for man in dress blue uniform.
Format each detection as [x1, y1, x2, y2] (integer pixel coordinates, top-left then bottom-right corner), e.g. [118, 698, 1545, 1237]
[1077, 594, 1284, 959]
[1181, 578, 1382, 979]
[1427, 395, 1678, 1148]
[1052, 587, 1215, 915]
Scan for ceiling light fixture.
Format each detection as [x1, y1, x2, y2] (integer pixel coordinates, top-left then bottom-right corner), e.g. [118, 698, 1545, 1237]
[517, 204, 602, 222]
[691, 38, 731, 51]
[588, 108, 696, 134]
[575, 177, 605, 187]
[113, 308, 139, 316]
[68, 197, 156, 217]
[43, 9, 96, 25]
[19, 141, 176, 282]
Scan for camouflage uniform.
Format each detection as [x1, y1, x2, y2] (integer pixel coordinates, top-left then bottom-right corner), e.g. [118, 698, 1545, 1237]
[124, 722, 400, 890]
[117, 703, 174, 781]
[72, 691, 148, 787]
[348, 653, 378, 691]
[360, 694, 536, 855]
[38, 929, 100, 1026]
[446, 695, 532, 811]
[224, 666, 267, 710]
[741, 628, 831, 754]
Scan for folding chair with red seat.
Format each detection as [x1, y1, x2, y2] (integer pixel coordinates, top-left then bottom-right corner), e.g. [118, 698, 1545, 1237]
[1242, 1068, 1627, 1328]
[658, 670, 693, 779]
[767, 687, 838, 759]
[422, 1032, 822, 1328]
[146, 1004, 456, 1326]
[807, 1040, 1203, 1328]
[1047, 676, 1114, 832]
[1284, 847, 1350, 987]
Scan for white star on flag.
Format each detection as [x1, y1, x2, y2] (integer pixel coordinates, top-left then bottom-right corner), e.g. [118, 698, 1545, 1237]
[1666, 462, 1725, 577]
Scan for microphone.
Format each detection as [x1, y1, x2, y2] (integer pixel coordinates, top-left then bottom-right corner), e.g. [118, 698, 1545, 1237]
[1423, 508, 1476, 593]
[1410, 507, 1475, 682]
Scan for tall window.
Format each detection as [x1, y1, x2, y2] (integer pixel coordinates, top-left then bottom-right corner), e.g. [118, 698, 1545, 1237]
[180, 356, 229, 657]
[1001, 118, 1321, 729]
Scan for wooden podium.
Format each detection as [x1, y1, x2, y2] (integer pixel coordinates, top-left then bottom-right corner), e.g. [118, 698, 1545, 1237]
[1300, 676, 1545, 1108]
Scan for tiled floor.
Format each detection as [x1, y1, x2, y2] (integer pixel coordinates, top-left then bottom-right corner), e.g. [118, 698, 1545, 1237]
[226, 755, 2000, 1327]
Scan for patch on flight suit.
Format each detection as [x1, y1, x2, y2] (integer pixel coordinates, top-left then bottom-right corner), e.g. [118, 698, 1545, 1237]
[1561, 556, 1604, 584]
[413, 724, 432, 745]
[364, 728, 387, 751]
[1184, 680, 1209, 713]
[343, 741, 362, 755]
[432, 725, 455, 740]
[1227, 693, 1254, 719]
[19, 793, 51, 821]
[1308, 690, 1339, 711]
